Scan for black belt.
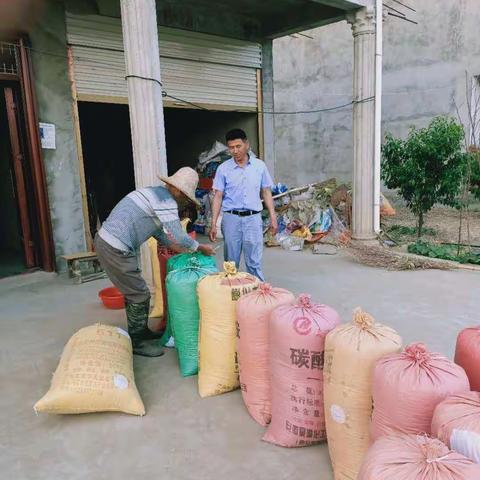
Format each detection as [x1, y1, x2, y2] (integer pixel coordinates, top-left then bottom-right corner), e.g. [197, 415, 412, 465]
[225, 209, 261, 217]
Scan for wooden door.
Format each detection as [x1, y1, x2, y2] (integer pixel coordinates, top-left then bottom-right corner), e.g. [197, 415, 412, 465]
[4, 86, 35, 267]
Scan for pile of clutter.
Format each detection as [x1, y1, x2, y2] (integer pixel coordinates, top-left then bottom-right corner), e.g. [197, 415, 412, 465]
[192, 141, 230, 236]
[35, 247, 480, 479]
[264, 179, 352, 251]
[265, 178, 396, 252]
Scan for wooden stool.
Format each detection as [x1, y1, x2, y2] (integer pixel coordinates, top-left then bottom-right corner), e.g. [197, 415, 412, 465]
[62, 252, 107, 284]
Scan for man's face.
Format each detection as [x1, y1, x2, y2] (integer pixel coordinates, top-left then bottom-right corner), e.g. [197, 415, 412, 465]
[168, 185, 189, 207]
[227, 138, 249, 162]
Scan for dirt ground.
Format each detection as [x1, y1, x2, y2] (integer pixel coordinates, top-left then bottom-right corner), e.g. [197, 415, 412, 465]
[381, 201, 480, 246]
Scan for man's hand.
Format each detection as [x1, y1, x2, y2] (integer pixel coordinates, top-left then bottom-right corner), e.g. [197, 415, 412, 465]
[198, 243, 215, 256]
[209, 226, 217, 243]
[269, 217, 278, 236]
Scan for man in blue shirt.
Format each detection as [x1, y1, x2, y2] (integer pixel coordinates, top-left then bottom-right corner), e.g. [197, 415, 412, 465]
[209, 129, 277, 281]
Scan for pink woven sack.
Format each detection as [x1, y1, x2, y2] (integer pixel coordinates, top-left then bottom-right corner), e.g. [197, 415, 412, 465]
[455, 327, 480, 391]
[236, 283, 295, 426]
[262, 294, 341, 447]
[358, 434, 480, 480]
[432, 392, 480, 464]
[371, 343, 470, 441]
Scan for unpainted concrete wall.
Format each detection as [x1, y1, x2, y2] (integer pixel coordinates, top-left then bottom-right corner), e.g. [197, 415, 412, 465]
[29, 0, 86, 270]
[273, 0, 480, 187]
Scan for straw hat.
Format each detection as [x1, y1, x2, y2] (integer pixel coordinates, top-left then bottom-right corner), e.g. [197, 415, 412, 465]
[159, 167, 200, 206]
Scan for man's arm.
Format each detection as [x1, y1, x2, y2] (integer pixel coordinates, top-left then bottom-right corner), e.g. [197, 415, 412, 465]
[209, 190, 223, 242]
[154, 220, 214, 256]
[262, 188, 278, 235]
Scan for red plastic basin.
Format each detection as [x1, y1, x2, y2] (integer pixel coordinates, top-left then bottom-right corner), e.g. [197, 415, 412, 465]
[99, 286, 125, 309]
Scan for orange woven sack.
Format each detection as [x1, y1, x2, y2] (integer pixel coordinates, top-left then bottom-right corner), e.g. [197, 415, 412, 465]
[324, 308, 402, 480]
[358, 434, 480, 480]
[236, 283, 295, 426]
[262, 294, 341, 447]
[432, 392, 480, 464]
[455, 327, 480, 391]
[371, 343, 470, 441]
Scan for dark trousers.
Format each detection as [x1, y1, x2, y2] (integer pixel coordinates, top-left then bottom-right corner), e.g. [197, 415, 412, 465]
[94, 234, 150, 304]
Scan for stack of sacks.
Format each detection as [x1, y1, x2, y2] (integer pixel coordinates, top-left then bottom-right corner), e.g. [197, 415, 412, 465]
[432, 392, 480, 464]
[324, 308, 402, 480]
[197, 262, 259, 398]
[166, 254, 218, 377]
[455, 327, 480, 391]
[263, 294, 341, 447]
[34, 324, 145, 416]
[371, 343, 470, 440]
[358, 434, 480, 479]
[236, 283, 295, 425]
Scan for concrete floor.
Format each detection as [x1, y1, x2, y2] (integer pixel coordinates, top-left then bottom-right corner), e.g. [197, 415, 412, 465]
[1, 247, 479, 480]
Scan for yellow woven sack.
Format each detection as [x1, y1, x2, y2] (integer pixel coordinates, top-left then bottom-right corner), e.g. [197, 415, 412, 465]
[149, 221, 189, 318]
[198, 262, 259, 398]
[34, 324, 145, 415]
[148, 237, 164, 318]
[324, 308, 402, 480]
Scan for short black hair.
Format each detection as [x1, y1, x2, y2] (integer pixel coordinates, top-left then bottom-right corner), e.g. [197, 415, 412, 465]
[225, 128, 248, 143]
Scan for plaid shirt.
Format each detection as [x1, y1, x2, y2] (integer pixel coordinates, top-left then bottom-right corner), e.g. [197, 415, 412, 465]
[98, 186, 199, 253]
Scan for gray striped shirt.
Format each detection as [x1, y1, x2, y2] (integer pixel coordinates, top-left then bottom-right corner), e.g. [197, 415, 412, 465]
[98, 186, 199, 253]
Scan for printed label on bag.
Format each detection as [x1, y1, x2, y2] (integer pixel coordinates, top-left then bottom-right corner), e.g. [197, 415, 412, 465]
[293, 316, 312, 336]
[330, 404, 346, 424]
[113, 374, 129, 390]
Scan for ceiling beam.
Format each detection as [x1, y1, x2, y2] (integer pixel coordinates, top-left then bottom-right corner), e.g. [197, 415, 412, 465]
[311, 0, 371, 9]
[263, 2, 346, 39]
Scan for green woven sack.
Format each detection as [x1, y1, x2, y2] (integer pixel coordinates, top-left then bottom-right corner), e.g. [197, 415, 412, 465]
[159, 253, 217, 346]
[166, 255, 217, 376]
[167, 251, 217, 274]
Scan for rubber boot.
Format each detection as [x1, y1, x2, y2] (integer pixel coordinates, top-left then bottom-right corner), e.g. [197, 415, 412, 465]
[125, 299, 165, 357]
[128, 297, 163, 340]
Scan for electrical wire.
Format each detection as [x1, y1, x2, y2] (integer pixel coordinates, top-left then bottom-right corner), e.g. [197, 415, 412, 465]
[4, 39, 447, 114]
[125, 74, 162, 87]
[390, 0, 416, 13]
[387, 12, 418, 25]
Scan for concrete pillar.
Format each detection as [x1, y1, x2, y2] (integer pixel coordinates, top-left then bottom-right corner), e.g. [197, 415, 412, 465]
[261, 40, 276, 179]
[347, 7, 376, 241]
[120, 0, 168, 291]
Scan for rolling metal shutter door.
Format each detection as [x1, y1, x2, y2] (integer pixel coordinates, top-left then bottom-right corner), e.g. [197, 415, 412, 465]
[66, 13, 261, 111]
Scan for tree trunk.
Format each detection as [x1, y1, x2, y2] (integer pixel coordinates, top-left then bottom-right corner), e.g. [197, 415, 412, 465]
[417, 212, 424, 239]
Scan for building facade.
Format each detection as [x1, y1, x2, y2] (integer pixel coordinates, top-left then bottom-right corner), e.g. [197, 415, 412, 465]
[273, 0, 480, 187]
[0, 0, 372, 278]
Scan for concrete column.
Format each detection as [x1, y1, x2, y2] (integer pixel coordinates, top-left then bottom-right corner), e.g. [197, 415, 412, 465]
[261, 40, 276, 179]
[120, 0, 168, 291]
[347, 7, 377, 241]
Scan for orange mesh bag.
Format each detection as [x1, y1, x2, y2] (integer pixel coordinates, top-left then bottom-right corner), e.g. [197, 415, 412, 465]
[358, 434, 480, 480]
[236, 283, 295, 426]
[432, 392, 480, 464]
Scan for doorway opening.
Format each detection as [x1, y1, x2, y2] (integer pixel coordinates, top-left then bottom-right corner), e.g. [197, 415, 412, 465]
[164, 107, 259, 173]
[78, 101, 259, 241]
[0, 83, 37, 277]
[78, 101, 135, 239]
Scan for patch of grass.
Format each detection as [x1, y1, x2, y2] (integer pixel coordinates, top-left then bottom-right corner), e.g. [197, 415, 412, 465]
[386, 224, 437, 242]
[408, 241, 480, 265]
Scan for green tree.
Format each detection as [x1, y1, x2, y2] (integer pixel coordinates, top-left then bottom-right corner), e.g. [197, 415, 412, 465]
[381, 117, 466, 237]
